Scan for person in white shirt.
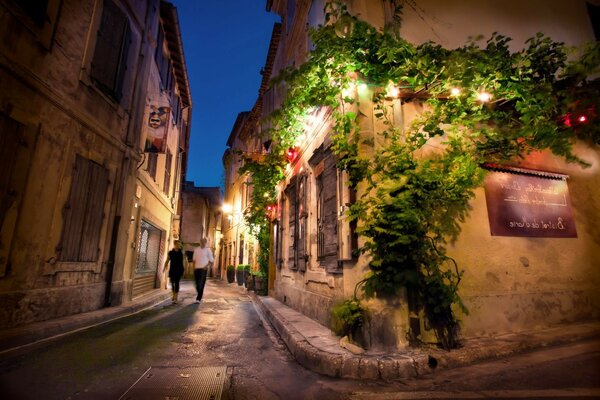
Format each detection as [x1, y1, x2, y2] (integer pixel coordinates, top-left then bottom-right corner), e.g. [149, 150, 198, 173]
[192, 238, 214, 303]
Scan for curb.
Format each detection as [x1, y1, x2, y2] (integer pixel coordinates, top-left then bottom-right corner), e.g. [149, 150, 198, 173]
[251, 292, 600, 381]
[251, 292, 431, 380]
[0, 289, 171, 356]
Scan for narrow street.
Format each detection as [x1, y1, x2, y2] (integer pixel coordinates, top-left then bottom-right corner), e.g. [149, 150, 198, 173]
[0, 280, 354, 399]
[0, 279, 598, 400]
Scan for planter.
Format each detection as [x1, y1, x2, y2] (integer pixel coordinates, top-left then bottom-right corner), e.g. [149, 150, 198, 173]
[236, 269, 245, 286]
[226, 268, 235, 284]
[245, 274, 255, 291]
[254, 276, 266, 295]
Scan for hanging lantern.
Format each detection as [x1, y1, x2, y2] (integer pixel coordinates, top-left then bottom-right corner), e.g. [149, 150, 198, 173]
[286, 146, 299, 163]
[266, 204, 277, 220]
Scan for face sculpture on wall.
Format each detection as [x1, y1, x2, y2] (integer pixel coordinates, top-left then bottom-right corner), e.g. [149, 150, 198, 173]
[145, 105, 170, 153]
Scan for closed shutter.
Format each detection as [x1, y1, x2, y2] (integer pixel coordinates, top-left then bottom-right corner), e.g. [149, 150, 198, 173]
[146, 152, 157, 180]
[297, 174, 308, 272]
[321, 151, 340, 273]
[0, 115, 37, 277]
[91, 0, 130, 101]
[285, 177, 297, 270]
[135, 220, 162, 277]
[60, 156, 108, 262]
[164, 149, 172, 196]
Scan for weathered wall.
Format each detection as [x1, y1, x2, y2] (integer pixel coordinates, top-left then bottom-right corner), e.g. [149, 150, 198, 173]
[449, 145, 600, 338]
[0, 0, 153, 328]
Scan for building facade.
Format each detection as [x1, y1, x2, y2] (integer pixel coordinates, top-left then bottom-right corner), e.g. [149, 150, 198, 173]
[0, 0, 191, 328]
[261, 0, 600, 350]
[221, 23, 281, 282]
[222, 112, 260, 277]
[180, 182, 222, 278]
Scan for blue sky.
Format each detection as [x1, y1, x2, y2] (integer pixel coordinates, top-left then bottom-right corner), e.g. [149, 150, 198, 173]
[172, 1, 280, 188]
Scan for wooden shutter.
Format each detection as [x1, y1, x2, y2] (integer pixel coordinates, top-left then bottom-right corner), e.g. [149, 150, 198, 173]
[297, 174, 307, 272]
[91, 0, 130, 100]
[0, 115, 38, 276]
[164, 149, 172, 196]
[285, 178, 297, 270]
[14, 0, 48, 27]
[60, 156, 108, 262]
[146, 152, 157, 180]
[321, 151, 340, 273]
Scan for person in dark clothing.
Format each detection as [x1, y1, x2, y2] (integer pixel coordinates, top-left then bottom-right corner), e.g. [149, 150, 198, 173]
[163, 240, 186, 304]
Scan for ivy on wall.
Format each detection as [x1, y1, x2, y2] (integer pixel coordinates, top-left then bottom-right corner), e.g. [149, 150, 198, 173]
[240, 0, 599, 348]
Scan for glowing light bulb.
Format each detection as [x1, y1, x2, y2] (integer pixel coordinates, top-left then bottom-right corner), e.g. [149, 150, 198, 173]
[358, 83, 369, 94]
[342, 82, 356, 98]
[385, 82, 399, 98]
[577, 115, 587, 123]
[477, 91, 492, 102]
[450, 87, 461, 96]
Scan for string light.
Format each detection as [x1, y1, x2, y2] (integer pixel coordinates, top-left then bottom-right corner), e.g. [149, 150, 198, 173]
[477, 91, 492, 102]
[450, 87, 461, 96]
[385, 82, 400, 98]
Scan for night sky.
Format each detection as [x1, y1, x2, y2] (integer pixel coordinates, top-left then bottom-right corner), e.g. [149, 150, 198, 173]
[172, 1, 280, 189]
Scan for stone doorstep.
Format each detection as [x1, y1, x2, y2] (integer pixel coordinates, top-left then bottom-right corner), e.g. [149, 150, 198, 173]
[252, 293, 600, 381]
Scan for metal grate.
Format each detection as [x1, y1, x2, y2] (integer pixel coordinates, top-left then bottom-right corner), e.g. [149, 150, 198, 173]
[120, 366, 227, 400]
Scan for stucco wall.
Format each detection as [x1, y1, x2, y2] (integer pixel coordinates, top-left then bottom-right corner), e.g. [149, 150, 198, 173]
[449, 146, 600, 338]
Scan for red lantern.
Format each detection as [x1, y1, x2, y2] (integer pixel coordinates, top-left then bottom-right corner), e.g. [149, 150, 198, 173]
[266, 204, 277, 220]
[286, 147, 299, 163]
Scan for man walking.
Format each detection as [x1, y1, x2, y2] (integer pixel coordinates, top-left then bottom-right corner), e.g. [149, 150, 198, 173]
[192, 238, 214, 303]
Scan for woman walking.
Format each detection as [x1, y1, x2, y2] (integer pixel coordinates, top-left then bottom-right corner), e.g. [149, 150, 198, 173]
[163, 240, 186, 304]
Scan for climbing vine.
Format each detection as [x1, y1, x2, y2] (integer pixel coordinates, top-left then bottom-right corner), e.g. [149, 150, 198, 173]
[240, 1, 599, 348]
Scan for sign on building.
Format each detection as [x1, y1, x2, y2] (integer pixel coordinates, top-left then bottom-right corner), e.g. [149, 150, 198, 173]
[484, 166, 577, 238]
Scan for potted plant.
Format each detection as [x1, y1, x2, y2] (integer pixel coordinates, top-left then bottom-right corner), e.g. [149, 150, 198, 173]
[245, 270, 255, 291]
[236, 265, 246, 286]
[253, 270, 266, 295]
[226, 265, 235, 284]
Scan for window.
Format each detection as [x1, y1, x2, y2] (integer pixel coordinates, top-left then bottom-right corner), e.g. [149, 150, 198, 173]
[286, 0, 296, 34]
[135, 219, 162, 276]
[146, 152, 157, 180]
[307, 0, 325, 50]
[59, 155, 108, 262]
[90, 0, 132, 101]
[588, 3, 600, 41]
[285, 177, 297, 270]
[0, 113, 37, 276]
[14, 0, 48, 27]
[337, 169, 356, 260]
[297, 174, 308, 272]
[284, 173, 308, 272]
[310, 147, 340, 272]
[163, 149, 172, 196]
[10, 0, 62, 49]
[316, 174, 325, 258]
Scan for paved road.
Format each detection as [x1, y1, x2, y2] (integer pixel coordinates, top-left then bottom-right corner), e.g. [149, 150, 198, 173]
[0, 279, 598, 399]
[0, 280, 349, 399]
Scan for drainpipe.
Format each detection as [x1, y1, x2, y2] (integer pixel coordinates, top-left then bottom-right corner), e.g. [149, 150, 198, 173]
[104, 215, 121, 307]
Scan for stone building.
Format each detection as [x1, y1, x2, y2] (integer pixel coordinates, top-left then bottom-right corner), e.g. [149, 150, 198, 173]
[0, 0, 191, 328]
[259, 0, 600, 349]
[221, 112, 260, 276]
[221, 23, 281, 281]
[180, 182, 222, 278]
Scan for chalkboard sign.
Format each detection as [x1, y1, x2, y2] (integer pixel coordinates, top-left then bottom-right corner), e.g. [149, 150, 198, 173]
[483, 168, 577, 238]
